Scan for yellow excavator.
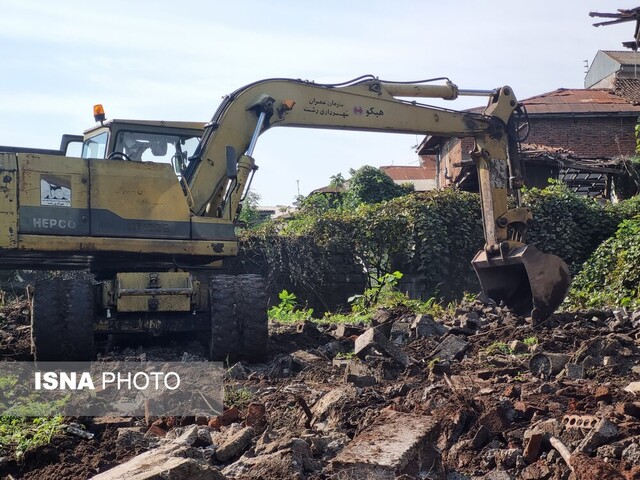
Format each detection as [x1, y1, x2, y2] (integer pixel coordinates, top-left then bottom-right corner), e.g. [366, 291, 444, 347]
[0, 75, 570, 361]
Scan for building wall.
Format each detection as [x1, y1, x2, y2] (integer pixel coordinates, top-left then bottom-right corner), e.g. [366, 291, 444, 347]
[437, 137, 474, 187]
[435, 115, 637, 188]
[526, 116, 637, 157]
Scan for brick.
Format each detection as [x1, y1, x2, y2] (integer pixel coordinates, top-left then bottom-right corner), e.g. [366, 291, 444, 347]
[245, 402, 267, 431]
[523, 432, 543, 463]
[594, 385, 613, 403]
[208, 407, 240, 430]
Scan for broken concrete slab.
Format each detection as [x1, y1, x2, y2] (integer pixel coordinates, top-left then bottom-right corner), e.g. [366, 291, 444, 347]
[576, 418, 618, 454]
[333, 323, 365, 338]
[223, 437, 320, 480]
[354, 327, 410, 366]
[309, 385, 356, 429]
[331, 410, 440, 479]
[215, 426, 255, 462]
[93, 425, 226, 480]
[430, 335, 469, 362]
[412, 314, 448, 338]
[92, 456, 227, 480]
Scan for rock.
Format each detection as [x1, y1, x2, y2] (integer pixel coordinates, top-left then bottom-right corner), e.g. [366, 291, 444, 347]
[624, 381, 640, 394]
[215, 426, 255, 462]
[509, 340, 528, 354]
[94, 424, 226, 480]
[334, 323, 365, 338]
[575, 418, 618, 454]
[331, 410, 440, 479]
[354, 327, 410, 366]
[430, 335, 469, 362]
[144, 424, 168, 439]
[290, 349, 324, 368]
[116, 427, 153, 450]
[310, 385, 356, 429]
[564, 363, 585, 380]
[494, 448, 522, 469]
[345, 373, 376, 387]
[478, 403, 515, 434]
[594, 385, 612, 403]
[390, 319, 412, 344]
[92, 456, 227, 480]
[615, 402, 640, 419]
[622, 442, 640, 465]
[223, 437, 320, 480]
[471, 425, 493, 450]
[244, 402, 267, 431]
[411, 314, 448, 338]
[520, 461, 552, 480]
[523, 431, 543, 463]
[482, 470, 514, 480]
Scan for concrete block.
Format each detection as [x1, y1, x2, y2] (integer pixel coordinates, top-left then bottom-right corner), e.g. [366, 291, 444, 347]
[331, 410, 440, 480]
[355, 327, 410, 366]
[576, 418, 618, 454]
[216, 426, 255, 462]
[431, 335, 469, 362]
[412, 314, 448, 338]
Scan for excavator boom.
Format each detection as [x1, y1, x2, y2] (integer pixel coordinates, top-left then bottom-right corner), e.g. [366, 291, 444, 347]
[183, 76, 570, 319]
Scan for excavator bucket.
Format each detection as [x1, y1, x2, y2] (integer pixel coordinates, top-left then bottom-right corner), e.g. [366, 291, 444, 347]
[472, 245, 571, 321]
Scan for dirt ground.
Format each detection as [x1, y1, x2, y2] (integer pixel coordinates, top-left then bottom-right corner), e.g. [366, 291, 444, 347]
[1, 295, 640, 479]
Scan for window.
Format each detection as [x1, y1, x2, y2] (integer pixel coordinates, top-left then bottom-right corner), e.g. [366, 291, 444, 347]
[112, 131, 200, 175]
[82, 131, 108, 159]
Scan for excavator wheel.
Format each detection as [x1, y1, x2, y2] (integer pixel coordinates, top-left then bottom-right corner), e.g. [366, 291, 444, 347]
[31, 274, 96, 362]
[209, 274, 268, 362]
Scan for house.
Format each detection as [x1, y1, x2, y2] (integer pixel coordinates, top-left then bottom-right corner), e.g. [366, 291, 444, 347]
[419, 51, 640, 198]
[379, 158, 437, 192]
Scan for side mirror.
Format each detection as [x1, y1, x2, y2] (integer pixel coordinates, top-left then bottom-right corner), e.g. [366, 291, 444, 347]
[226, 145, 238, 179]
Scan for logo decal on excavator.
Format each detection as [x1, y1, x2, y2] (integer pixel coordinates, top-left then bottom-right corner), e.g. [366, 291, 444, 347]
[40, 175, 71, 207]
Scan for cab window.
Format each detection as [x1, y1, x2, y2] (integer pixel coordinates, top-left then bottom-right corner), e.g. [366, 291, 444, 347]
[113, 131, 200, 175]
[82, 132, 108, 159]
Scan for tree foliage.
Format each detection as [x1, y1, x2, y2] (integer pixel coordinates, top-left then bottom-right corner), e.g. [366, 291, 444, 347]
[346, 165, 413, 206]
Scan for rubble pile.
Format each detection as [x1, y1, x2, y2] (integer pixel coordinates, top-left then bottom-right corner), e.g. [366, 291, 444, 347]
[2, 297, 640, 479]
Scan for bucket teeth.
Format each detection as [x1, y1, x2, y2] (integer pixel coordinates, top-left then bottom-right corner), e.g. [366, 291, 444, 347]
[472, 245, 571, 321]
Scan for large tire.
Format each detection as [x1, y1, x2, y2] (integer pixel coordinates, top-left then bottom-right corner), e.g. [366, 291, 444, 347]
[209, 274, 268, 362]
[31, 275, 95, 362]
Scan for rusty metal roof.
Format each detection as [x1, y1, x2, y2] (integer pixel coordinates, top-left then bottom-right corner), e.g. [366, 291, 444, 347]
[380, 165, 433, 181]
[520, 88, 640, 114]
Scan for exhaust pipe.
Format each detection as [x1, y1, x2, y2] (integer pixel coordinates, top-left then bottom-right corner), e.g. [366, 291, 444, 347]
[472, 244, 571, 322]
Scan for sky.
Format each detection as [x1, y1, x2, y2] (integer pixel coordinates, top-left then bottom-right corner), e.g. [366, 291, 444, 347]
[0, 0, 637, 206]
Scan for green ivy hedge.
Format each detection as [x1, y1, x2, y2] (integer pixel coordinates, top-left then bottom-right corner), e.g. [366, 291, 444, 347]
[239, 185, 640, 306]
[567, 218, 640, 309]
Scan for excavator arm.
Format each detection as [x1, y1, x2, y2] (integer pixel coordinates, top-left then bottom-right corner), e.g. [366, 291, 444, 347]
[185, 76, 570, 320]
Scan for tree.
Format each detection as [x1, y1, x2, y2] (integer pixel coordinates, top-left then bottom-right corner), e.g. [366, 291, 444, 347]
[346, 165, 413, 206]
[238, 190, 264, 227]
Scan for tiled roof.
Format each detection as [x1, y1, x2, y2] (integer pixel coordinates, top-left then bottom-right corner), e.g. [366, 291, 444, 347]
[519, 88, 640, 114]
[602, 50, 640, 65]
[613, 77, 640, 104]
[380, 165, 433, 180]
